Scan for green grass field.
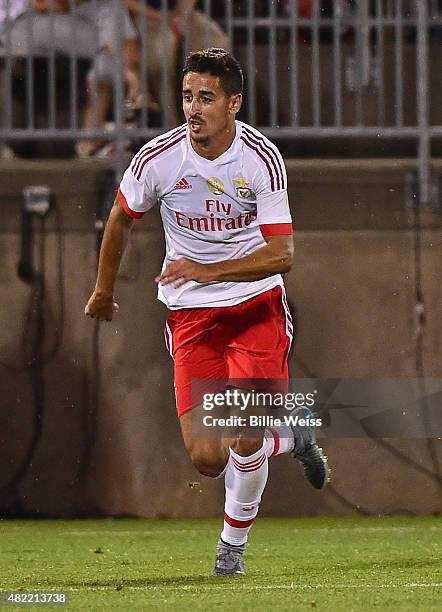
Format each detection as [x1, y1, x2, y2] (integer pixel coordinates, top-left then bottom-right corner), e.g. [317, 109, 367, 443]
[0, 517, 441, 611]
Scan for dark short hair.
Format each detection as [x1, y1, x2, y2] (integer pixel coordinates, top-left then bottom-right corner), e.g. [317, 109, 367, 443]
[183, 48, 243, 96]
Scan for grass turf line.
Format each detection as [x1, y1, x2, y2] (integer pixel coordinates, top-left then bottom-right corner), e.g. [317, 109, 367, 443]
[0, 516, 441, 611]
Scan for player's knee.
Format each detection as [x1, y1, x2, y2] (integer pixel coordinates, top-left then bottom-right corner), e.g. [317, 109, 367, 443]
[230, 435, 264, 457]
[188, 447, 225, 478]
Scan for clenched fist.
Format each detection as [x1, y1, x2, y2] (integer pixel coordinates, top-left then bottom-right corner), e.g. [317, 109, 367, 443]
[84, 291, 119, 322]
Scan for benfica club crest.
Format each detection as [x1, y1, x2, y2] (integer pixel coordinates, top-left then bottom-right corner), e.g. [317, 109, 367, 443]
[233, 172, 255, 201]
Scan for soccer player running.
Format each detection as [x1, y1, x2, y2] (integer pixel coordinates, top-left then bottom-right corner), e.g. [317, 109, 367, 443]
[85, 48, 330, 576]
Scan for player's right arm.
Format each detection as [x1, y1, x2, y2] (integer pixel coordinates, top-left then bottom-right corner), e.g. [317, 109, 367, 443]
[85, 141, 159, 320]
[84, 195, 134, 322]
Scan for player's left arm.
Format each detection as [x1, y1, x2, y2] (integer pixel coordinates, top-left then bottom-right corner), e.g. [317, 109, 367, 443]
[155, 234, 293, 287]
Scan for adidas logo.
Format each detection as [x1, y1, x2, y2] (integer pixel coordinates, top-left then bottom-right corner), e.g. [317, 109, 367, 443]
[174, 177, 192, 190]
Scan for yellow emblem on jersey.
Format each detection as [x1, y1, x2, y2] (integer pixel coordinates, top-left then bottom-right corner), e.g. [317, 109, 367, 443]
[207, 177, 225, 195]
[233, 173, 249, 189]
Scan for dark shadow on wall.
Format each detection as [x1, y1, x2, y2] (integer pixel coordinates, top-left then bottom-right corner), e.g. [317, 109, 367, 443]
[0, 202, 103, 518]
[0, 350, 102, 518]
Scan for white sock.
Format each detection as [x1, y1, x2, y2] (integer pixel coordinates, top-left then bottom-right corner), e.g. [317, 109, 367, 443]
[263, 426, 295, 458]
[221, 445, 268, 547]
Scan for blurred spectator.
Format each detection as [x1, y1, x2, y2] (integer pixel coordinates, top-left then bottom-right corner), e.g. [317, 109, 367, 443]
[0, 0, 141, 158]
[0, 0, 27, 27]
[75, 0, 141, 157]
[126, 0, 228, 125]
[0, 0, 32, 157]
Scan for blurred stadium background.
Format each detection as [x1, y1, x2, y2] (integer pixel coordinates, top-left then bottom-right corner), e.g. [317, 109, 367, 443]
[0, 0, 441, 526]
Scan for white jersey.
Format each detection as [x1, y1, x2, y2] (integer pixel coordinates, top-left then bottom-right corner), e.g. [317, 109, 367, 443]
[119, 120, 293, 309]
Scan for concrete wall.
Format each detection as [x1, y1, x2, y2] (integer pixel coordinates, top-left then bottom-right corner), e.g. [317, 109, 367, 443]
[0, 159, 441, 518]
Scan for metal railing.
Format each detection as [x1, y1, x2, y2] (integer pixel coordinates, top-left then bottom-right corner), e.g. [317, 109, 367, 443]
[0, 1, 441, 203]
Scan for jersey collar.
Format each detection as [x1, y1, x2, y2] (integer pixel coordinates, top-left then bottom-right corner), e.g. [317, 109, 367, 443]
[186, 121, 241, 166]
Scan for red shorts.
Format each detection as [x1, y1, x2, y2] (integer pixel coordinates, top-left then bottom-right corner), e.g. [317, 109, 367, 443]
[164, 285, 293, 417]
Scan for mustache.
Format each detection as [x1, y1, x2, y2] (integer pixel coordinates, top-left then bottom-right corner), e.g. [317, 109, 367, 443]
[189, 116, 204, 124]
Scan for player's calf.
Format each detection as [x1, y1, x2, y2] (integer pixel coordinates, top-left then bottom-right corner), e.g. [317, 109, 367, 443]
[186, 445, 228, 478]
[228, 434, 264, 457]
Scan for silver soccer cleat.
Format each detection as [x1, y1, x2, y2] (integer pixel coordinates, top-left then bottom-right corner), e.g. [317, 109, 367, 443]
[214, 539, 245, 576]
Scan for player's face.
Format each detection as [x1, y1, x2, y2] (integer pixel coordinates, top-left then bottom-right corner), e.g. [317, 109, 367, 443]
[182, 72, 242, 144]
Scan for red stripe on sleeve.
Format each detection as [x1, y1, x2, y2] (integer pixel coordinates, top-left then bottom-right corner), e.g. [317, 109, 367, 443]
[241, 135, 276, 191]
[117, 188, 144, 219]
[130, 125, 186, 174]
[259, 223, 293, 236]
[135, 133, 186, 180]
